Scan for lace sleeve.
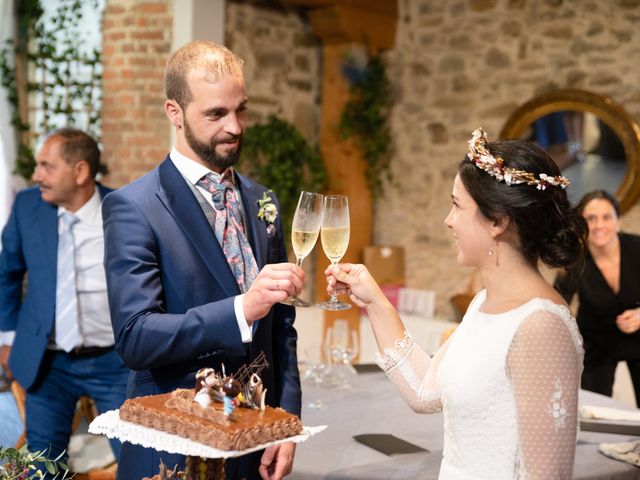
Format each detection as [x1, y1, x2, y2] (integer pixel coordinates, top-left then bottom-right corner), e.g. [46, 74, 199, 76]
[375, 330, 452, 414]
[507, 308, 583, 480]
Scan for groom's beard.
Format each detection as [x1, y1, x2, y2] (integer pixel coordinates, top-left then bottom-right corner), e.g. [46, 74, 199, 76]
[184, 119, 242, 171]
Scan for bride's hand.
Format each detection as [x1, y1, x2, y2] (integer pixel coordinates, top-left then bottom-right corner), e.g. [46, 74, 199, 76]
[325, 263, 386, 308]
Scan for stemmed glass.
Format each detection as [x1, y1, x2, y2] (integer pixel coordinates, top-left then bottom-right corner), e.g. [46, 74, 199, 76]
[282, 191, 323, 307]
[304, 347, 328, 409]
[326, 320, 359, 388]
[318, 195, 351, 310]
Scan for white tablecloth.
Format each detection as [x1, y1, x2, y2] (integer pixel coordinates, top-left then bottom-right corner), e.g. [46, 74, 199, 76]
[295, 306, 456, 364]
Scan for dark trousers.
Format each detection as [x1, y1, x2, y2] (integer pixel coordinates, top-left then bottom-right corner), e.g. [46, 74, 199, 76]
[25, 349, 129, 474]
[118, 443, 263, 480]
[582, 358, 640, 407]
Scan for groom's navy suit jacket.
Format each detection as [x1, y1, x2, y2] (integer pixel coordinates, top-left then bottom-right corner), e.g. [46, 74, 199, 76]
[102, 157, 301, 478]
[0, 184, 112, 390]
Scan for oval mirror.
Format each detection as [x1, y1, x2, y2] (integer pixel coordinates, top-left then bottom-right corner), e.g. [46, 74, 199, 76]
[500, 89, 640, 213]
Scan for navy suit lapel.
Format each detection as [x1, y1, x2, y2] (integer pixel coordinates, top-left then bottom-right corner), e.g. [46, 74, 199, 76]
[237, 174, 268, 269]
[155, 158, 240, 297]
[29, 196, 59, 277]
[237, 175, 274, 335]
[33, 185, 109, 280]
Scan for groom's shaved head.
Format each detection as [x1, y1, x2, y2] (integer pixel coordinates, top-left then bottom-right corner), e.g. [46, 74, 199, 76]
[165, 40, 245, 109]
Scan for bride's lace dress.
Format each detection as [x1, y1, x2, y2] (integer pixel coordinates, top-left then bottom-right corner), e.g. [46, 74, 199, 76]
[377, 290, 584, 479]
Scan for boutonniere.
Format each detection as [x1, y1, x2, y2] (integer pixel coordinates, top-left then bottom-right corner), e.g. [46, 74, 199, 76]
[257, 190, 278, 237]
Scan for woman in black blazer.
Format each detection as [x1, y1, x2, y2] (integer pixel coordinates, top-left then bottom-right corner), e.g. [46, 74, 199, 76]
[555, 190, 640, 406]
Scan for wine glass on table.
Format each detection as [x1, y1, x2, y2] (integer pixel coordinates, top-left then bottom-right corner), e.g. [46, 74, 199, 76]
[306, 346, 329, 409]
[327, 319, 359, 388]
[281, 191, 323, 307]
[318, 195, 351, 311]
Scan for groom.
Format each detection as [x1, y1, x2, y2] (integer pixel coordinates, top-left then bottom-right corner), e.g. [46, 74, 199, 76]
[102, 41, 304, 480]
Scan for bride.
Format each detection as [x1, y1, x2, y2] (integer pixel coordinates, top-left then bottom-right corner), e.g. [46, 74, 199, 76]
[326, 129, 587, 479]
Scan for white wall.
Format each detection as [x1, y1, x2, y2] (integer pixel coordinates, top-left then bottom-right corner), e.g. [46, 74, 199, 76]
[35, 0, 105, 142]
[0, 0, 21, 237]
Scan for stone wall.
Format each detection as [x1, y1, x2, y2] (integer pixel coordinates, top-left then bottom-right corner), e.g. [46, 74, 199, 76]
[98, 0, 640, 319]
[224, 1, 322, 295]
[376, 0, 640, 318]
[101, 0, 173, 187]
[225, 2, 322, 142]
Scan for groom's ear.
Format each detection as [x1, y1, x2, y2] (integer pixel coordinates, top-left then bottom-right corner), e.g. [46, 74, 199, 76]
[164, 99, 183, 129]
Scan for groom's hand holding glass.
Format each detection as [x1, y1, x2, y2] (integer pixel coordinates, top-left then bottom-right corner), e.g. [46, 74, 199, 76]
[243, 263, 306, 323]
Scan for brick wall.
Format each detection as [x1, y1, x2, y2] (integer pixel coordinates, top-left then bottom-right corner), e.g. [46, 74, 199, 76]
[101, 0, 172, 187]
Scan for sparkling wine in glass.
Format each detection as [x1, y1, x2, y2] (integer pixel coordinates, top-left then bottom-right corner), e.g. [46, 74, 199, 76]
[282, 191, 323, 307]
[319, 195, 351, 310]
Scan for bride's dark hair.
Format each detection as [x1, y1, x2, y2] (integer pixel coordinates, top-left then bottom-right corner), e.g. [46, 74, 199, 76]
[458, 139, 587, 269]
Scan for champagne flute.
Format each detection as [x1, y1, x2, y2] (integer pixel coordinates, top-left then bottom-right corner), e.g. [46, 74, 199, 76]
[319, 195, 351, 310]
[282, 191, 323, 307]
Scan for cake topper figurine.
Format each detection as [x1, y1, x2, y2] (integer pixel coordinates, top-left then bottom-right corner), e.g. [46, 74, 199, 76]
[194, 368, 223, 408]
[222, 377, 241, 417]
[194, 351, 270, 412]
[244, 373, 266, 410]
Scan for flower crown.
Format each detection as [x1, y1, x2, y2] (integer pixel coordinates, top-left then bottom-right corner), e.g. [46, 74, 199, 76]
[467, 128, 570, 190]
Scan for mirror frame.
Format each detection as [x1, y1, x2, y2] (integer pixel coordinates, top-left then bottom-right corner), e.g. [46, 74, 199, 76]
[500, 88, 640, 213]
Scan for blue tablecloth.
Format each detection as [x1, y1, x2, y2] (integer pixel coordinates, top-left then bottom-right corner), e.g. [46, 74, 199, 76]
[294, 369, 640, 479]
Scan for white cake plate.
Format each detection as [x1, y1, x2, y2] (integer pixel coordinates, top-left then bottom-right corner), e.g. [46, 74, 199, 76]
[89, 409, 326, 459]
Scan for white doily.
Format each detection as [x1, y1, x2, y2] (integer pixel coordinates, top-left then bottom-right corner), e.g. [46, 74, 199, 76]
[89, 410, 326, 459]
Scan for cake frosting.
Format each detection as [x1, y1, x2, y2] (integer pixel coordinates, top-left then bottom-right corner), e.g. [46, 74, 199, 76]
[119, 388, 302, 451]
[124, 353, 303, 479]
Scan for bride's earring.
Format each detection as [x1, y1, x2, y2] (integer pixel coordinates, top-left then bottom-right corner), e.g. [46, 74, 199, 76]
[489, 239, 499, 266]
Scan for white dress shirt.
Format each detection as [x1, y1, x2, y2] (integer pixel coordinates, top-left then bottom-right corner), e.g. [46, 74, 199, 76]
[57, 188, 114, 348]
[170, 147, 253, 343]
[1, 188, 114, 347]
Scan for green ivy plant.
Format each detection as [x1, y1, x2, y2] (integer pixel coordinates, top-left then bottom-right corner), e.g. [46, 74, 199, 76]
[0, 444, 71, 479]
[339, 52, 392, 199]
[240, 115, 327, 246]
[0, 0, 102, 180]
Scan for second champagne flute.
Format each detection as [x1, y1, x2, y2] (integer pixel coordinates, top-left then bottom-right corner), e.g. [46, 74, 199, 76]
[319, 195, 351, 310]
[282, 191, 323, 307]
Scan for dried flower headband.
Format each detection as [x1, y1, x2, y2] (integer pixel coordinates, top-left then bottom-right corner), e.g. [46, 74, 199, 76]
[467, 128, 570, 190]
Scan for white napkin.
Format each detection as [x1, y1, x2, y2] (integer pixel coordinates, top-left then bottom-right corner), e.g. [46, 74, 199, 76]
[580, 405, 640, 422]
[599, 441, 640, 467]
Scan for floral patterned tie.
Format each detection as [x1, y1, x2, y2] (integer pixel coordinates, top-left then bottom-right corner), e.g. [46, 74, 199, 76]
[197, 171, 259, 293]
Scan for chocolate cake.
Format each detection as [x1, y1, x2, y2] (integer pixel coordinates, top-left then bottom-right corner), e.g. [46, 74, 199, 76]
[124, 353, 303, 480]
[119, 388, 303, 451]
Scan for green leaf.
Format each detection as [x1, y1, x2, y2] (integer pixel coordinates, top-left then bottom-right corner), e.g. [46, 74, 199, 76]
[338, 53, 393, 199]
[44, 460, 57, 474]
[0, 0, 103, 182]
